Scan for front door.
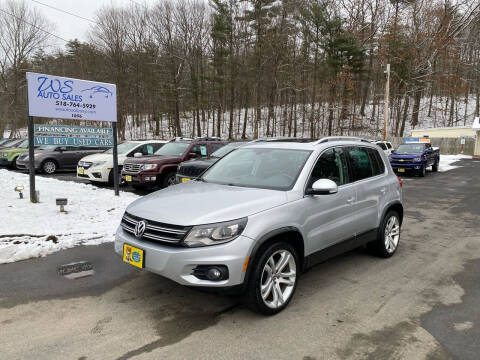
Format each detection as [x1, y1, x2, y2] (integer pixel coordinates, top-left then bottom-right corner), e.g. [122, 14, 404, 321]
[301, 147, 357, 254]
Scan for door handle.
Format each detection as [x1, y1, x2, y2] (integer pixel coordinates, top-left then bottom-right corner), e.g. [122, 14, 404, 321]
[380, 187, 387, 194]
[347, 197, 355, 204]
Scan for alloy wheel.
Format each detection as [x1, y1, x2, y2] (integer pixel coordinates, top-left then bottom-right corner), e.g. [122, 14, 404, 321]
[43, 161, 56, 174]
[384, 215, 400, 253]
[260, 250, 296, 309]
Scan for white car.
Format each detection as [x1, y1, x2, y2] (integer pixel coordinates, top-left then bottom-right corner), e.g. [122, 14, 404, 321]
[77, 140, 167, 184]
[373, 140, 394, 156]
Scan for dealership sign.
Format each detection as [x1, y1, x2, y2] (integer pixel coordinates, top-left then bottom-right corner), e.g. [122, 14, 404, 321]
[34, 124, 113, 147]
[26, 72, 117, 122]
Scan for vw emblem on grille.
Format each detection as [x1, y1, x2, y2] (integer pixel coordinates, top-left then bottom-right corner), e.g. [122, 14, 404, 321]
[134, 220, 147, 238]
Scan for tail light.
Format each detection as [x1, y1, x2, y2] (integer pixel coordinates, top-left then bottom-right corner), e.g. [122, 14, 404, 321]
[397, 176, 403, 187]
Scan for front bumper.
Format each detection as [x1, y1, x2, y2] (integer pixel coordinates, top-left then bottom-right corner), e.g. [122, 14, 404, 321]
[114, 227, 254, 287]
[122, 171, 158, 185]
[16, 158, 41, 171]
[0, 158, 12, 166]
[390, 162, 423, 172]
[77, 165, 110, 182]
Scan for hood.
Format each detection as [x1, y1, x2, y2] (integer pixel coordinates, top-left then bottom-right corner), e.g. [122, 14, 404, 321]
[124, 155, 181, 165]
[390, 153, 420, 159]
[79, 152, 119, 164]
[2, 148, 28, 155]
[126, 181, 289, 225]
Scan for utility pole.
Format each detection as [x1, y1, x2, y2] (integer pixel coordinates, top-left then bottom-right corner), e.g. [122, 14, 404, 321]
[383, 64, 390, 141]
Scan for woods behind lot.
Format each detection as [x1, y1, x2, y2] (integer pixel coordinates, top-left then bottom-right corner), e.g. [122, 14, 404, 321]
[0, 0, 479, 140]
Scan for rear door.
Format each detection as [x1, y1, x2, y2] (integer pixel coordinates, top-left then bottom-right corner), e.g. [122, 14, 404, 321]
[346, 146, 388, 238]
[302, 147, 357, 253]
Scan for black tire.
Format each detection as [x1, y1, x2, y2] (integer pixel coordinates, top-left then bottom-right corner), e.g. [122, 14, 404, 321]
[368, 210, 401, 258]
[42, 160, 57, 174]
[11, 156, 18, 169]
[245, 242, 299, 315]
[418, 165, 426, 177]
[432, 160, 439, 172]
[162, 172, 176, 188]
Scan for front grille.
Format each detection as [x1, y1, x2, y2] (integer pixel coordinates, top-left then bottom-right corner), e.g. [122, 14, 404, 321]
[177, 165, 206, 177]
[78, 161, 92, 169]
[121, 212, 191, 246]
[123, 163, 143, 173]
[394, 159, 413, 164]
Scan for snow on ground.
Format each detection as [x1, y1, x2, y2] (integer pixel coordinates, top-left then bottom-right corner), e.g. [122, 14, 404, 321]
[0, 169, 139, 264]
[438, 154, 472, 172]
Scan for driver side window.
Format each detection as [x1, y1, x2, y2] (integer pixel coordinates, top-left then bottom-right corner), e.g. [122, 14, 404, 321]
[309, 148, 349, 188]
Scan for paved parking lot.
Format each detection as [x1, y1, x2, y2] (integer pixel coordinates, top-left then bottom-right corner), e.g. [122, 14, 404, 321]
[1, 159, 479, 359]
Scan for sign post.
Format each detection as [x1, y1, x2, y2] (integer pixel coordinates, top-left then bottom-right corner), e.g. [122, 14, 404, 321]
[26, 72, 118, 201]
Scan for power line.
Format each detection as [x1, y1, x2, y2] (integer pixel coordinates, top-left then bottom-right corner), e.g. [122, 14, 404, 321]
[0, 7, 69, 43]
[30, 0, 97, 24]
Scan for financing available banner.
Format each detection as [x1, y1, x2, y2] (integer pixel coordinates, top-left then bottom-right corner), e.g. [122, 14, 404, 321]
[34, 124, 114, 147]
[26, 72, 117, 122]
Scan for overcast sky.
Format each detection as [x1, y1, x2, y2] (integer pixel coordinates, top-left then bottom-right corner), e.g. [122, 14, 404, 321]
[30, 0, 157, 46]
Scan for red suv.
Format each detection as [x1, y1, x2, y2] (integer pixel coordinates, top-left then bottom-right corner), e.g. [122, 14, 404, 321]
[122, 137, 227, 188]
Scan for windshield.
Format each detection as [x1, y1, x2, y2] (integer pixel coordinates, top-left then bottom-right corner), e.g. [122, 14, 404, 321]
[105, 142, 138, 154]
[211, 143, 244, 158]
[154, 142, 190, 156]
[37, 145, 57, 151]
[0, 139, 17, 146]
[18, 140, 29, 148]
[202, 148, 312, 191]
[396, 144, 424, 154]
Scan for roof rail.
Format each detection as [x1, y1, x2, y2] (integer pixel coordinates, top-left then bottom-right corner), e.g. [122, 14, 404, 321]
[313, 136, 372, 145]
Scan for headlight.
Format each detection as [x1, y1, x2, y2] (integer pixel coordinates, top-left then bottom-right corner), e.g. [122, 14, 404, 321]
[413, 157, 422, 162]
[1, 153, 7, 157]
[34, 153, 42, 157]
[183, 218, 248, 247]
[92, 161, 106, 167]
[142, 164, 157, 171]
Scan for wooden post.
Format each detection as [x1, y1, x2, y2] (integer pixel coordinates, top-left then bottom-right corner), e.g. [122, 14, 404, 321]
[383, 64, 390, 141]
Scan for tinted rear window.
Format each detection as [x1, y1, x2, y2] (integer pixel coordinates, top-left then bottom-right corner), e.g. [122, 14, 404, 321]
[347, 147, 373, 181]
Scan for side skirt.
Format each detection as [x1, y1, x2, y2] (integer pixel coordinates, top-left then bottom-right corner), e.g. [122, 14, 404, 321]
[304, 228, 378, 269]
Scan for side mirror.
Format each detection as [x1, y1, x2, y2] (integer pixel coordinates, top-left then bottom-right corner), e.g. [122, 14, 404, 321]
[188, 152, 197, 159]
[133, 152, 143, 158]
[306, 179, 338, 196]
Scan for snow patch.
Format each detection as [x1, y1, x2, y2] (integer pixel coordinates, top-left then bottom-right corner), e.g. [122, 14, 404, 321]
[438, 154, 472, 172]
[0, 169, 139, 264]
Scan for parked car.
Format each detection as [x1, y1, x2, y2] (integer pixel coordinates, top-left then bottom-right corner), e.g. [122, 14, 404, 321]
[16, 145, 109, 174]
[0, 139, 31, 168]
[176, 142, 246, 183]
[77, 140, 167, 184]
[115, 137, 403, 315]
[389, 142, 440, 177]
[0, 138, 22, 149]
[122, 137, 227, 188]
[373, 140, 394, 155]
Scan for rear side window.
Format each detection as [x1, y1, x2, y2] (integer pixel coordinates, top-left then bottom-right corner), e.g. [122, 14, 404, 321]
[210, 143, 225, 152]
[347, 147, 373, 181]
[386, 142, 392, 149]
[367, 148, 385, 176]
[377, 142, 387, 150]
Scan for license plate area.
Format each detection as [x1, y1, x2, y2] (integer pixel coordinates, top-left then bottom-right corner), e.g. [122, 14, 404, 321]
[78, 168, 84, 175]
[125, 175, 132, 182]
[123, 243, 144, 268]
[397, 168, 405, 173]
[181, 177, 191, 183]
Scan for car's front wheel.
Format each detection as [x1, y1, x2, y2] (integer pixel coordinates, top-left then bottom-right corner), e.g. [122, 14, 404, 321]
[246, 242, 298, 315]
[419, 165, 426, 177]
[42, 160, 57, 174]
[162, 172, 176, 188]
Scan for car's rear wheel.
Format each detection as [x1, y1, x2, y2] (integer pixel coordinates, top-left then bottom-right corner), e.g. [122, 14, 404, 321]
[42, 160, 57, 174]
[368, 210, 401, 258]
[246, 242, 298, 315]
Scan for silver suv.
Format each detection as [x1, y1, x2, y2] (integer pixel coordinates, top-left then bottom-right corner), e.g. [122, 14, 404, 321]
[115, 137, 403, 315]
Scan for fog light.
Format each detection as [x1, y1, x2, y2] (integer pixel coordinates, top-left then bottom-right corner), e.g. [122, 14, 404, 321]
[207, 267, 222, 280]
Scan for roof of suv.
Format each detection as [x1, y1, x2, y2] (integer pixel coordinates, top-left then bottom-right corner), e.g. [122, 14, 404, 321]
[244, 136, 378, 151]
